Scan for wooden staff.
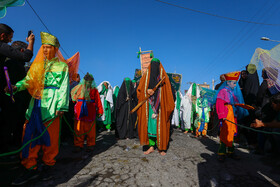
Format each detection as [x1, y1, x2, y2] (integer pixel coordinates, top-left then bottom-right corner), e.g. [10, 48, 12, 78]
[130, 76, 166, 114]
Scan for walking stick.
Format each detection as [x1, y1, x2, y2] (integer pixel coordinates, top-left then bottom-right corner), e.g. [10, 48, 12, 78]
[130, 76, 165, 114]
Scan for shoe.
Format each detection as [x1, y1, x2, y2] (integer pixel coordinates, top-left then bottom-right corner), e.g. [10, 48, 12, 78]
[12, 168, 39, 185]
[86, 146, 94, 152]
[218, 155, 226, 163]
[227, 153, 240, 160]
[41, 165, 53, 181]
[107, 129, 111, 133]
[72, 146, 83, 153]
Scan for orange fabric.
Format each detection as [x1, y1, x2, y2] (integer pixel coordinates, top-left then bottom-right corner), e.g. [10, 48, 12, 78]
[58, 51, 80, 83]
[196, 122, 208, 136]
[21, 117, 60, 169]
[137, 63, 175, 151]
[219, 105, 236, 147]
[77, 120, 81, 131]
[26, 46, 79, 99]
[74, 120, 96, 147]
[26, 46, 48, 99]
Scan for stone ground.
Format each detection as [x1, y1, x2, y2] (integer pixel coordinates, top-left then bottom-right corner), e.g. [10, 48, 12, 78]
[1, 129, 280, 187]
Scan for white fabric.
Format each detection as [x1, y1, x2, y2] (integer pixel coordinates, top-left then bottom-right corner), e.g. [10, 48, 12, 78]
[180, 84, 193, 129]
[97, 81, 114, 121]
[171, 91, 182, 127]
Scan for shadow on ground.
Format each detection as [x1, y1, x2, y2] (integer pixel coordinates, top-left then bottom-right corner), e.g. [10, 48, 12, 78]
[0, 131, 117, 186]
[196, 136, 280, 187]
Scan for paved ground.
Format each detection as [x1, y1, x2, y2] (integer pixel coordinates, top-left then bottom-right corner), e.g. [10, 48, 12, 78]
[1, 129, 280, 187]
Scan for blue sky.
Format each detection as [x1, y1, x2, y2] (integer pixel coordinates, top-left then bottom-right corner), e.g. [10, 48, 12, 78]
[2, 0, 280, 92]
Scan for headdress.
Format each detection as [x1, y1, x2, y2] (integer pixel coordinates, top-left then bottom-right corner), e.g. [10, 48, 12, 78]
[224, 71, 241, 81]
[40, 32, 60, 48]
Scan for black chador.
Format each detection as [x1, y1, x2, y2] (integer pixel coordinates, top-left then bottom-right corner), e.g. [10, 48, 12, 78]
[115, 78, 138, 139]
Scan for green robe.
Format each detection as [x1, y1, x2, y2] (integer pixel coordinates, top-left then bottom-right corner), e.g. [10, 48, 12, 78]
[112, 86, 119, 123]
[15, 58, 69, 123]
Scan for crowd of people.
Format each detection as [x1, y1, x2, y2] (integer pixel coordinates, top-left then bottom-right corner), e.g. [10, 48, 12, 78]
[0, 23, 280, 185]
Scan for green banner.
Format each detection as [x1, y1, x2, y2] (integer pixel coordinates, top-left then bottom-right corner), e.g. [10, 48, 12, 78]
[167, 73, 182, 92]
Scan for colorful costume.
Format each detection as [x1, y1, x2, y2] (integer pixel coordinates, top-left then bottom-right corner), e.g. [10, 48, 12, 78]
[216, 71, 248, 155]
[71, 73, 103, 148]
[16, 32, 69, 170]
[97, 81, 113, 131]
[196, 96, 211, 137]
[137, 58, 175, 151]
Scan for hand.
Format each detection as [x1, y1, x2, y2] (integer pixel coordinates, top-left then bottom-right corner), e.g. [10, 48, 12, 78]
[4, 85, 17, 94]
[26, 33, 35, 44]
[56, 111, 64, 117]
[251, 119, 264, 128]
[147, 89, 154, 96]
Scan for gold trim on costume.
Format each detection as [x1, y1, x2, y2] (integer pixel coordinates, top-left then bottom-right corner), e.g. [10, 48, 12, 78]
[157, 67, 163, 146]
[145, 69, 149, 125]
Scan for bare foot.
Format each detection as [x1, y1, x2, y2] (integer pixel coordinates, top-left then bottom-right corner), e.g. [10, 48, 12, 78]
[144, 146, 154, 155]
[184, 131, 188, 134]
[160, 151, 166, 156]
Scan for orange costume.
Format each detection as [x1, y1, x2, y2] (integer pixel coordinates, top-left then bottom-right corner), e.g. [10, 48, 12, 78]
[216, 71, 242, 156]
[137, 58, 174, 151]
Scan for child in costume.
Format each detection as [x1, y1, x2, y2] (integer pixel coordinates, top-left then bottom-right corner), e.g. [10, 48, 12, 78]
[71, 73, 103, 152]
[216, 71, 248, 162]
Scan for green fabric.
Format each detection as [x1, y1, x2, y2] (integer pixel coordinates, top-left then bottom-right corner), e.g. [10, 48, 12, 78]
[218, 142, 235, 155]
[112, 86, 119, 123]
[105, 124, 111, 130]
[151, 58, 160, 63]
[15, 59, 69, 123]
[194, 117, 199, 128]
[100, 84, 107, 95]
[191, 83, 197, 124]
[185, 126, 193, 131]
[124, 77, 131, 94]
[196, 97, 211, 123]
[99, 84, 112, 125]
[149, 137, 157, 147]
[113, 86, 120, 104]
[176, 91, 181, 124]
[148, 103, 157, 137]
